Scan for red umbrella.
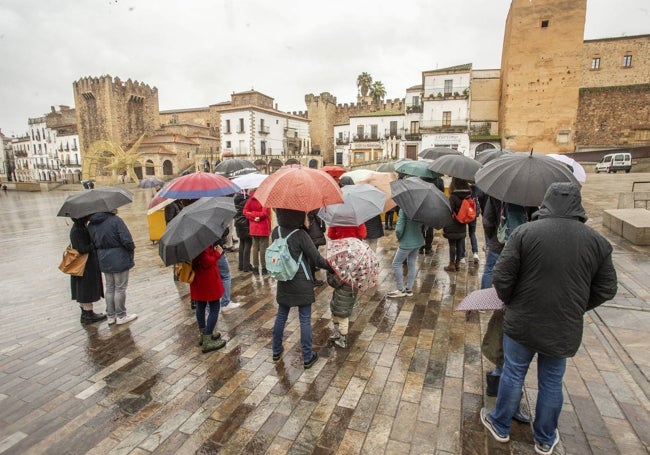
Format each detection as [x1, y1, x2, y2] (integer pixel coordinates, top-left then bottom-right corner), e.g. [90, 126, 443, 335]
[320, 165, 347, 179]
[254, 166, 343, 212]
[454, 288, 504, 311]
[157, 172, 240, 199]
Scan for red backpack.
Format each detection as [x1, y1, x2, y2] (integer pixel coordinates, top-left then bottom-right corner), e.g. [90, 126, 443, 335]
[453, 196, 477, 224]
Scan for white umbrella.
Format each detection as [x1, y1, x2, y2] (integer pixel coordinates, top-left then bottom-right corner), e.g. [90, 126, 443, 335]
[548, 154, 587, 183]
[231, 173, 268, 189]
[318, 184, 386, 226]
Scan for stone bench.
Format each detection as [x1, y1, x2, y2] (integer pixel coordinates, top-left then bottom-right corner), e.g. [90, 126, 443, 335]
[602, 208, 650, 245]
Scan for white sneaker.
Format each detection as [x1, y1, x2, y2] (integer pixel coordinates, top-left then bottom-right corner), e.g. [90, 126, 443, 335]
[116, 314, 138, 325]
[459, 258, 467, 264]
[107, 316, 116, 325]
[473, 253, 480, 263]
[221, 302, 241, 312]
[387, 289, 407, 298]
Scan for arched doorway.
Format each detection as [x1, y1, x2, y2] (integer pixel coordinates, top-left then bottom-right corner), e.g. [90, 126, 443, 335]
[474, 142, 497, 158]
[145, 159, 155, 176]
[254, 159, 268, 174]
[269, 159, 283, 173]
[163, 160, 173, 176]
[285, 158, 300, 166]
[308, 159, 318, 168]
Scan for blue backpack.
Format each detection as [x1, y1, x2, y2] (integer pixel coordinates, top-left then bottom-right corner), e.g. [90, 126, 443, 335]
[497, 203, 528, 244]
[265, 228, 310, 281]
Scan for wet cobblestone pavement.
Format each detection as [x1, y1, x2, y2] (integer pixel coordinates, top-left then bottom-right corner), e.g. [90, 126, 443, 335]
[0, 173, 649, 454]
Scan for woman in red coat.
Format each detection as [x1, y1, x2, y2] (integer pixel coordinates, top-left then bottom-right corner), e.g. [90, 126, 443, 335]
[243, 190, 272, 274]
[191, 245, 226, 352]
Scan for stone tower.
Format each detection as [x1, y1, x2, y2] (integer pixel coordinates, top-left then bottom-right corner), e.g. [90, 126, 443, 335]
[305, 92, 337, 165]
[499, 0, 587, 153]
[73, 75, 160, 153]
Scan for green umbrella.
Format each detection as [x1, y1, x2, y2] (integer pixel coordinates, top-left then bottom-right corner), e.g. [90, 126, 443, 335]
[393, 160, 441, 179]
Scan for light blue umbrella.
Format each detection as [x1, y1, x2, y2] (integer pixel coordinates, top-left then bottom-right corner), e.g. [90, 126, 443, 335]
[318, 184, 386, 226]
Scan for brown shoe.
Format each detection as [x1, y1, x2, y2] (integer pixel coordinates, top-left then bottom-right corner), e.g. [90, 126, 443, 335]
[444, 263, 456, 272]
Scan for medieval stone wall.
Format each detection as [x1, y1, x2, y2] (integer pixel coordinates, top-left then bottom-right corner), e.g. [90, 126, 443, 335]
[575, 84, 650, 147]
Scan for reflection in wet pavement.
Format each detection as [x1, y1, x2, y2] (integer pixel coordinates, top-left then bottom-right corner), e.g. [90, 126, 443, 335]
[0, 174, 649, 453]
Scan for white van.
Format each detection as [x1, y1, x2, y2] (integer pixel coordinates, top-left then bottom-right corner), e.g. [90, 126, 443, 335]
[595, 152, 632, 173]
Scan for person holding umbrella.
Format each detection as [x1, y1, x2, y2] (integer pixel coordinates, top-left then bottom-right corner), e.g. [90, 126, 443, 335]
[271, 208, 333, 368]
[69, 217, 107, 324]
[191, 244, 227, 353]
[233, 189, 253, 272]
[387, 207, 424, 298]
[243, 190, 271, 275]
[87, 209, 137, 325]
[481, 182, 617, 455]
[443, 178, 471, 272]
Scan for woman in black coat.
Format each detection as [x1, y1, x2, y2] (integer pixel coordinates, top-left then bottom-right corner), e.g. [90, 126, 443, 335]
[234, 191, 252, 272]
[443, 177, 471, 272]
[70, 217, 106, 324]
[271, 208, 332, 369]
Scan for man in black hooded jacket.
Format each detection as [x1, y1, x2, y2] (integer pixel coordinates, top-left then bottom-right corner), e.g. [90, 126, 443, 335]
[480, 182, 617, 455]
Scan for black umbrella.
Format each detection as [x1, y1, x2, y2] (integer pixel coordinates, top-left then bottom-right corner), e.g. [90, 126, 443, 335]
[57, 187, 133, 218]
[214, 159, 259, 179]
[376, 158, 411, 173]
[158, 197, 236, 266]
[418, 147, 462, 160]
[390, 177, 453, 229]
[474, 148, 512, 165]
[427, 154, 483, 181]
[474, 151, 579, 207]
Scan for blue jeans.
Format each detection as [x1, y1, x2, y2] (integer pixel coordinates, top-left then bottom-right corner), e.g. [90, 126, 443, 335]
[481, 249, 500, 289]
[218, 253, 231, 307]
[490, 334, 566, 445]
[272, 304, 313, 362]
[195, 300, 220, 334]
[104, 270, 129, 317]
[391, 247, 419, 291]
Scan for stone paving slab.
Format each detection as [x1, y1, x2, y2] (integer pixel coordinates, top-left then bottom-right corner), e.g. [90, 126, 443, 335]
[0, 173, 649, 454]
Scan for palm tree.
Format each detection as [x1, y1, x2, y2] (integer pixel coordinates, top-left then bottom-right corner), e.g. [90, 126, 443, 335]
[357, 72, 372, 98]
[369, 80, 387, 106]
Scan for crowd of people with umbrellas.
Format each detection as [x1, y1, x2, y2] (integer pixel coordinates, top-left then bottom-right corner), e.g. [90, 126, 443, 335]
[57, 148, 615, 455]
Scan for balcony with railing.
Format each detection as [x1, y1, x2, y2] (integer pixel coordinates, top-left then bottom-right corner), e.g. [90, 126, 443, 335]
[353, 134, 381, 142]
[258, 126, 270, 135]
[420, 119, 468, 134]
[404, 133, 422, 141]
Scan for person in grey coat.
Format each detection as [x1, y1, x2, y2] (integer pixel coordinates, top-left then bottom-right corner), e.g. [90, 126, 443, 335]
[480, 182, 617, 455]
[87, 210, 137, 325]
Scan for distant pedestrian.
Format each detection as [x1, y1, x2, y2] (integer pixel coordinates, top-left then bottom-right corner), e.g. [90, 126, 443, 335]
[480, 182, 617, 455]
[271, 208, 332, 368]
[243, 190, 271, 274]
[215, 228, 241, 312]
[234, 190, 253, 272]
[442, 177, 471, 272]
[87, 209, 137, 325]
[69, 217, 107, 324]
[2, 184, 7, 193]
[363, 214, 384, 252]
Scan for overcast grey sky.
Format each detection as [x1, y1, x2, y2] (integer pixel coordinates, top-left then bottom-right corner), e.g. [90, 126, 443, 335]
[0, 0, 648, 137]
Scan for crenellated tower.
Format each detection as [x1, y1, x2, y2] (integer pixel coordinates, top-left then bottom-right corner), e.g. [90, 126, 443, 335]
[73, 75, 160, 155]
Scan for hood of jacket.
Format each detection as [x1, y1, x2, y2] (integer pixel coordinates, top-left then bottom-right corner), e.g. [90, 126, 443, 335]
[532, 182, 587, 222]
[88, 212, 113, 225]
[275, 208, 306, 229]
[339, 176, 355, 187]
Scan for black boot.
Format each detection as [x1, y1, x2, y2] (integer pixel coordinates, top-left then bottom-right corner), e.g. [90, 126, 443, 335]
[486, 372, 500, 397]
[80, 309, 108, 324]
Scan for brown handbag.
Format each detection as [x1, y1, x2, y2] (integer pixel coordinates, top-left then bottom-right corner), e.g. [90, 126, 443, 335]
[58, 245, 89, 277]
